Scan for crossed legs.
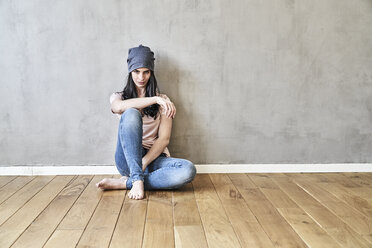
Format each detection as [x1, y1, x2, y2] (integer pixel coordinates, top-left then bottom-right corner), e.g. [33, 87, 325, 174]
[97, 108, 196, 200]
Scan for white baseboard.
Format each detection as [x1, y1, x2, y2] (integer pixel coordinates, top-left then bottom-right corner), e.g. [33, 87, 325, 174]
[195, 164, 372, 173]
[0, 164, 371, 175]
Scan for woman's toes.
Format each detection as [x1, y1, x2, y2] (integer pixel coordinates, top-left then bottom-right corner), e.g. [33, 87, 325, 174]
[96, 179, 105, 188]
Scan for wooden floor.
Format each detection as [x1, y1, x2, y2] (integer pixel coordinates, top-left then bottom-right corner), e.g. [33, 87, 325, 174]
[0, 173, 371, 248]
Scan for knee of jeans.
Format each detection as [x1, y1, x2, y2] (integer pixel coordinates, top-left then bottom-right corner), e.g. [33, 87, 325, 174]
[181, 160, 196, 182]
[121, 108, 142, 126]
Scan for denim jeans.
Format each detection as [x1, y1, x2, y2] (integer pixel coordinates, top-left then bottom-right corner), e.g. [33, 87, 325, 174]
[114, 108, 196, 190]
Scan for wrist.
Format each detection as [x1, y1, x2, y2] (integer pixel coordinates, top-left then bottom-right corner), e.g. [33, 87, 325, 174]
[153, 96, 159, 104]
[142, 157, 148, 167]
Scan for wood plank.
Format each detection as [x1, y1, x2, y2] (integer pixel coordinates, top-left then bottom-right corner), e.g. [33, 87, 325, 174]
[193, 174, 241, 248]
[307, 206, 372, 247]
[249, 174, 298, 208]
[209, 174, 257, 223]
[348, 187, 372, 202]
[271, 175, 371, 248]
[173, 184, 203, 226]
[0, 176, 54, 225]
[44, 175, 107, 248]
[142, 191, 174, 248]
[362, 173, 372, 180]
[363, 234, 372, 245]
[172, 183, 208, 248]
[0, 176, 35, 204]
[249, 174, 280, 189]
[229, 174, 307, 248]
[0, 176, 74, 248]
[55, 175, 108, 230]
[110, 190, 149, 248]
[0, 176, 16, 188]
[42, 230, 83, 248]
[11, 175, 93, 248]
[295, 179, 372, 236]
[76, 177, 125, 248]
[362, 173, 372, 182]
[267, 173, 290, 178]
[325, 173, 365, 188]
[342, 173, 372, 187]
[209, 174, 275, 248]
[260, 187, 298, 209]
[291, 173, 360, 188]
[252, 173, 341, 247]
[229, 173, 257, 189]
[287, 173, 372, 202]
[337, 173, 372, 201]
[318, 182, 372, 219]
[230, 175, 288, 224]
[174, 225, 207, 248]
[277, 208, 340, 248]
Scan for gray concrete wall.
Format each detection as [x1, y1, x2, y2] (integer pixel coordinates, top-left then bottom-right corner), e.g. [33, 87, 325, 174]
[1, 0, 371, 166]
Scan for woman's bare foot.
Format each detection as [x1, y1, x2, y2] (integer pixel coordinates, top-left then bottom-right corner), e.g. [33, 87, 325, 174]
[96, 176, 128, 190]
[128, 180, 145, 200]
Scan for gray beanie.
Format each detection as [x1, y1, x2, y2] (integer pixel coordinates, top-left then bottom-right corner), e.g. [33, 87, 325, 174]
[127, 45, 155, 72]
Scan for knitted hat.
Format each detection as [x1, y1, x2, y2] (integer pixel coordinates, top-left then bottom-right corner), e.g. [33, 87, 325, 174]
[127, 45, 155, 72]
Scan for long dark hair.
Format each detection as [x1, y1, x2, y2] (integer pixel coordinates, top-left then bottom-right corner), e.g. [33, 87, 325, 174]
[119, 72, 160, 119]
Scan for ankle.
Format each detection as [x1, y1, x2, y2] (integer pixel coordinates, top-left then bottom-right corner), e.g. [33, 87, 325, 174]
[133, 180, 143, 184]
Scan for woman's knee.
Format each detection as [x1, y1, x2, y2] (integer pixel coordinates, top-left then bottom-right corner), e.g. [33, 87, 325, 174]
[120, 108, 142, 127]
[180, 159, 196, 183]
[122, 108, 141, 119]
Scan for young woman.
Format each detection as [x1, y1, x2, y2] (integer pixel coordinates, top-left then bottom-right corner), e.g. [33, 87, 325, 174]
[96, 45, 196, 200]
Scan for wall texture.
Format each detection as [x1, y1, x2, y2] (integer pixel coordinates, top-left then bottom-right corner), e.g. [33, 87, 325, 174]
[1, 0, 371, 165]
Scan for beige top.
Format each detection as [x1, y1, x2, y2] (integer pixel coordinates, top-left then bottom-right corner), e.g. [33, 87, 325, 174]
[110, 92, 171, 157]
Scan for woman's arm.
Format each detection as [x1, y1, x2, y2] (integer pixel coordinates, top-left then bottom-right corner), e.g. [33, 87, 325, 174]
[111, 95, 157, 114]
[141, 114, 173, 171]
[110, 93, 176, 118]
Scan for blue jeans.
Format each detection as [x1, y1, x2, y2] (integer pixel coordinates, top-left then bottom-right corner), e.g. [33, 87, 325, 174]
[114, 108, 196, 190]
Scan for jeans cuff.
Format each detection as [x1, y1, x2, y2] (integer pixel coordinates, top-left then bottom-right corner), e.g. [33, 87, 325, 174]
[126, 175, 144, 189]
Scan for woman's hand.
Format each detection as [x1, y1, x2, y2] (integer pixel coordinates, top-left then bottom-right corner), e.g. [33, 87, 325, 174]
[156, 96, 176, 119]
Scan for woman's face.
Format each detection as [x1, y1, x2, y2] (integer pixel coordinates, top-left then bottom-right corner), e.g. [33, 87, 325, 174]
[131, 67, 151, 89]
